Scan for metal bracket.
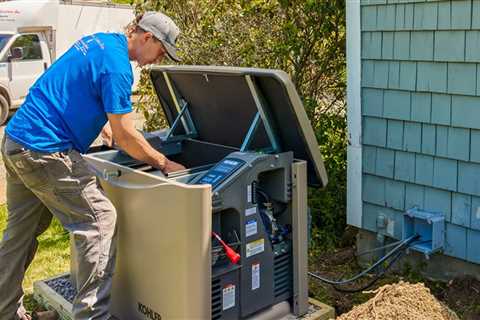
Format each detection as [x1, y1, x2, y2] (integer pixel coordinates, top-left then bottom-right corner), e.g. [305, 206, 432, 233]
[244, 75, 281, 153]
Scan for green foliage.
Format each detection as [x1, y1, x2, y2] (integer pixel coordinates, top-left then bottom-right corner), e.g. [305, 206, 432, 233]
[133, 0, 347, 247]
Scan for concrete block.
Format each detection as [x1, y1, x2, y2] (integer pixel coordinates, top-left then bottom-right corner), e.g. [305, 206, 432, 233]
[362, 32, 382, 59]
[444, 223, 467, 260]
[425, 187, 452, 221]
[436, 125, 449, 158]
[411, 92, 431, 123]
[399, 61, 417, 91]
[434, 31, 465, 62]
[363, 174, 386, 206]
[467, 229, 480, 264]
[383, 90, 411, 120]
[452, 193, 471, 227]
[362, 6, 378, 31]
[377, 5, 396, 31]
[388, 61, 400, 89]
[362, 60, 375, 87]
[387, 119, 404, 150]
[382, 32, 394, 60]
[395, 151, 415, 182]
[410, 31, 434, 61]
[466, 31, 480, 62]
[431, 94, 451, 126]
[373, 60, 389, 88]
[363, 116, 387, 147]
[414, 2, 438, 30]
[417, 62, 447, 93]
[375, 147, 395, 178]
[385, 179, 406, 211]
[394, 32, 410, 60]
[451, 0, 472, 30]
[422, 124, 436, 155]
[438, 1, 451, 30]
[473, 0, 480, 29]
[447, 127, 470, 161]
[470, 130, 480, 163]
[403, 121, 422, 153]
[452, 96, 480, 130]
[470, 196, 480, 230]
[433, 158, 458, 192]
[459, 162, 480, 196]
[415, 154, 434, 186]
[362, 88, 384, 117]
[405, 183, 424, 210]
[448, 63, 476, 96]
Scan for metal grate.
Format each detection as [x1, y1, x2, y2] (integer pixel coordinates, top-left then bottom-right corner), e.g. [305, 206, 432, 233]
[212, 279, 223, 320]
[274, 251, 292, 298]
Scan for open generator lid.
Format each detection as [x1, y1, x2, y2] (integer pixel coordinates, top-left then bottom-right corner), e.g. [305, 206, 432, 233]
[149, 65, 328, 188]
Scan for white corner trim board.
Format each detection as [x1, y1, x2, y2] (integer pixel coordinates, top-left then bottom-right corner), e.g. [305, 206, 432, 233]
[346, 0, 362, 228]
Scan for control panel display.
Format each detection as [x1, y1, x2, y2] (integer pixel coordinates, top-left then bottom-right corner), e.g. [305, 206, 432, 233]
[197, 158, 245, 189]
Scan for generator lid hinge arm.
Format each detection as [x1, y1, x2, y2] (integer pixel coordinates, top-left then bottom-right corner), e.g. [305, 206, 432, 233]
[243, 75, 281, 153]
[165, 99, 198, 141]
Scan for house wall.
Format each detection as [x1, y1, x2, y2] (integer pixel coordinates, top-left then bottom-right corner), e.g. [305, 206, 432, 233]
[357, 0, 480, 264]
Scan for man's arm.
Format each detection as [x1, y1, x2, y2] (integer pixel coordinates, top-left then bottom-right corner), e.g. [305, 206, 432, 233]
[107, 113, 185, 173]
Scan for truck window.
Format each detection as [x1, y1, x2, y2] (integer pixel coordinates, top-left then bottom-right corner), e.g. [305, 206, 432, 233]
[10, 34, 42, 61]
[0, 34, 11, 53]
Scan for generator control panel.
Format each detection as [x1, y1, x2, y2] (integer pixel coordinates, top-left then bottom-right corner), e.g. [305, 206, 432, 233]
[196, 158, 246, 189]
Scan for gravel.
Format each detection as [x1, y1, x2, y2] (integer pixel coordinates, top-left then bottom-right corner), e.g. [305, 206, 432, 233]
[46, 275, 77, 303]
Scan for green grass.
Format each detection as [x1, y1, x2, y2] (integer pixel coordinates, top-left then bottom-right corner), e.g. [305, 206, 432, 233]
[0, 205, 70, 311]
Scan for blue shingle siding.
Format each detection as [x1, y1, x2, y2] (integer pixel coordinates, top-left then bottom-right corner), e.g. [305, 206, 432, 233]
[376, 148, 395, 178]
[384, 90, 411, 120]
[422, 124, 436, 155]
[467, 229, 480, 263]
[447, 63, 476, 96]
[417, 62, 448, 92]
[414, 2, 438, 30]
[452, 193, 471, 227]
[359, 0, 480, 265]
[470, 129, 480, 163]
[362, 88, 384, 117]
[470, 196, 480, 230]
[387, 119, 404, 150]
[434, 31, 465, 62]
[466, 31, 480, 62]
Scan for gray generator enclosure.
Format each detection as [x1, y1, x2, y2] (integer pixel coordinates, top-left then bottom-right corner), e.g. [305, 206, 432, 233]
[81, 66, 328, 320]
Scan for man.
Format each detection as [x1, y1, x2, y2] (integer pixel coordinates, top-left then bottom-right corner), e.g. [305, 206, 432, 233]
[0, 11, 184, 320]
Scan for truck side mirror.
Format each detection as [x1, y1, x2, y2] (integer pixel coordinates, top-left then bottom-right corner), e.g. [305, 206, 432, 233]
[9, 47, 23, 61]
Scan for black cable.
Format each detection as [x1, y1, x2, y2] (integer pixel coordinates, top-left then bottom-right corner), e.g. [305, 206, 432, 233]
[308, 234, 419, 286]
[332, 248, 406, 293]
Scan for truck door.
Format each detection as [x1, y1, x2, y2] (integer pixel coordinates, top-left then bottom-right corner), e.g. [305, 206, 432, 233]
[7, 33, 50, 107]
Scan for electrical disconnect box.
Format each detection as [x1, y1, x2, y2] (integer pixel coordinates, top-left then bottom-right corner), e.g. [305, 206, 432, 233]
[38, 66, 329, 320]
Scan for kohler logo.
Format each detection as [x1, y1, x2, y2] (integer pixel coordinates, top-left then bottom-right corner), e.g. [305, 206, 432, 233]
[138, 302, 162, 320]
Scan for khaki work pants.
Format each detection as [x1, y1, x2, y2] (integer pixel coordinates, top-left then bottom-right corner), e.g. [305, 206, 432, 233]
[0, 136, 117, 320]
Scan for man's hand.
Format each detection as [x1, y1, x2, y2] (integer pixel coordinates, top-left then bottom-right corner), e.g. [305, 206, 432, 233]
[162, 158, 186, 173]
[107, 113, 186, 173]
[101, 122, 113, 147]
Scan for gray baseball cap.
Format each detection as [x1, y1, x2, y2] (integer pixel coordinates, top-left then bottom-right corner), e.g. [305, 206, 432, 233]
[138, 11, 181, 62]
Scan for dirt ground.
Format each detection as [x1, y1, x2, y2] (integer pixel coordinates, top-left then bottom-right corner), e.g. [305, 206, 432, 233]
[309, 239, 480, 320]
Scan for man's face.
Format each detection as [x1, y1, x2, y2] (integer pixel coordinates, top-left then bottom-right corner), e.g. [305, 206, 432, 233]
[131, 31, 166, 67]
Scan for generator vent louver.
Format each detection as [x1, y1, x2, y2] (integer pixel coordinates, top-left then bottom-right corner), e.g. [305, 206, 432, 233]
[212, 278, 223, 320]
[274, 251, 292, 298]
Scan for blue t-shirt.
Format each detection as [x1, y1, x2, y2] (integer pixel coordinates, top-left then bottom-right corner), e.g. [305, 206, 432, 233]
[6, 32, 133, 154]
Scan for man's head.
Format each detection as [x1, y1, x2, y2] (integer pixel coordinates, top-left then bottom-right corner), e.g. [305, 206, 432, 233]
[127, 12, 180, 67]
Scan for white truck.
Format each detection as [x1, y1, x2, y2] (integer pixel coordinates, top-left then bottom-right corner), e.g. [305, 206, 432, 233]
[0, 0, 138, 124]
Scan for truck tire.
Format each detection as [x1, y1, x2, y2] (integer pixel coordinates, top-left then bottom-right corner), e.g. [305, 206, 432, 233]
[0, 95, 9, 126]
